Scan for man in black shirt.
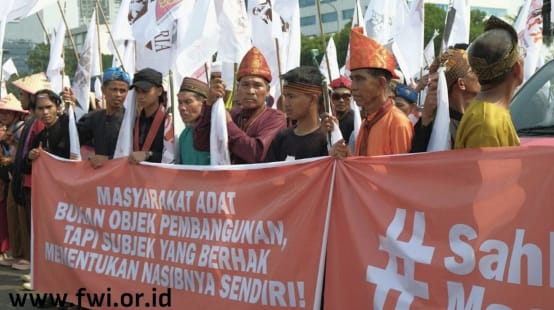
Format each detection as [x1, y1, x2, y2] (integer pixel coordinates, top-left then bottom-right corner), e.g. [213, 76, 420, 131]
[127, 68, 170, 164]
[76, 67, 130, 168]
[265, 67, 327, 162]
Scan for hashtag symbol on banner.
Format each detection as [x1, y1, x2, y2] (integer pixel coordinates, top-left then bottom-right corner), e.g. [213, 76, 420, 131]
[366, 208, 435, 309]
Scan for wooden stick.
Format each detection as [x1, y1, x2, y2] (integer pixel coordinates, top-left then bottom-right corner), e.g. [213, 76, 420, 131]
[56, 0, 79, 62]
[95, 2, 104, 74]
[35, 13, 51, 45]
[95, 0, 125, 71]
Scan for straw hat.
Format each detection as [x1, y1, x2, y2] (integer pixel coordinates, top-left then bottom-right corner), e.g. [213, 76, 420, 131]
[11, 72, 51, 95]
[0, 93, 28, 114]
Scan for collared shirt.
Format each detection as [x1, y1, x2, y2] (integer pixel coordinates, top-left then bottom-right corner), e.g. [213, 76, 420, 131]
[355, 105, 413, 156]
[455, 100, 519, 149]
[77, 108, 124, 158]
[194, 104, 286, 164]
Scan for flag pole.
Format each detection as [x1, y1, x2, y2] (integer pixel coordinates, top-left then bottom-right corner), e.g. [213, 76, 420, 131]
[95, 0, 125, 71]
[274, 38, 284, 109]
[316, 0, 332, 114]
[35, 13, 51, 45]
[168, 70, 175, 115]
[56, 0, 79, 62]
[95, 2, 104, 74]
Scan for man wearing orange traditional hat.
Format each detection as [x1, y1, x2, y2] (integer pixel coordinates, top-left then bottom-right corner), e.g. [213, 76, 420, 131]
[329, 27, 413, 158]
[193, 47, 287, 164]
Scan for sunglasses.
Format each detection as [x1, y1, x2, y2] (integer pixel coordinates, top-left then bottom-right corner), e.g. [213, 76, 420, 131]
[331, 93, 352, 100]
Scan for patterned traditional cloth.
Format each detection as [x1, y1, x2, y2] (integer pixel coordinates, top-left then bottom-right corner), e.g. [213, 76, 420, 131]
[179, 77, 208, 98]
[454, 100, 519, 148]
[349, 27, 398, 77]
[429, 48, 471, 87]
[236, 47, 272, 82]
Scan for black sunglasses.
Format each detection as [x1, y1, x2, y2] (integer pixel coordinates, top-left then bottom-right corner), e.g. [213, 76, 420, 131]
[331, 93, 351, 100]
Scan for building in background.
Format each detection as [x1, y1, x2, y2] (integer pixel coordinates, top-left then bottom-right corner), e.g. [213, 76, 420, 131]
[300, 0, 369, 36]
[299, 0, 523, 36]
[3, 0, 120, 74]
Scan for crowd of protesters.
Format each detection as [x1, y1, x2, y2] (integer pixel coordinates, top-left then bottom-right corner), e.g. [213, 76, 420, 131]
[0, 16, 524, 307]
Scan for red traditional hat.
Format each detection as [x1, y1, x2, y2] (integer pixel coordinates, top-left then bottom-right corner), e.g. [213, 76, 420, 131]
[237, 47, 272, 82]
[330, 76, 351, 89]
[349, 27, 398, 78]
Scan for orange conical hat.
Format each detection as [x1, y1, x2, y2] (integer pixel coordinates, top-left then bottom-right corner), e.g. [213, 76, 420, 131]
[236, 47, 272, 82]
[349, 27, 398, 78]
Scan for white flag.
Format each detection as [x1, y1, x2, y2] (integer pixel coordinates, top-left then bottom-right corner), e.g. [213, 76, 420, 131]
[210, 98, 230, 165]
[6, 0, 56, 22]
[216, 0, 251, 64]
[392, 0, 424, 84]
[72, 10, 101, 120]
[427, 67, 451, 152]
[442, 0, 471, 50]
[341, 0, 365, 77]
[515, 0, 544, 82]
[319, 36, 340, 83]
[110, 0, 135, 71]
[174, 0, 219, 78]
[113, 90, 135, 159]
[274, 0, 301, 79]
[2, 58, 18, 80]
[47, 21, 66, 93]
[364, 0, 408, 45]
[424, 30, 440, 68]
[68, 105, 81, 160]
[348, 100, 362, 154]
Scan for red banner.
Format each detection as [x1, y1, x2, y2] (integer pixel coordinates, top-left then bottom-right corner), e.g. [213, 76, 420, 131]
[325, 147, 554, 309]
[32, 155, 333, 309]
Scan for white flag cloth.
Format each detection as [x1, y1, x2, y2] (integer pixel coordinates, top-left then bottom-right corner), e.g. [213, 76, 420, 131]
[442, 0, 470, 50]
[47, 21, 66, 93]
[174, 0, 218, 78]
[161, 110, 175, 164]
[6, 0, 56, 22]
[216, 0, 251, 64]
[349, 99, 362, 154]
[274, 0, 301, 80]
[341, 0, 365, 77]
[392, 0, 424, 84]
[68, 105, 81, 160]
[109, 0, 135, 70]
[319, 37, 340, 83]
[113, 90, 135, 159]
[424, 30, 440, 68]
[210, 98, 230, 165]
[515, 0, 544, 82]
[2, 58, 18, 80]
[72, 10, 101, 120]
[131, 0, 193, 74]
[328, 119, 344, 150]
[427, 68, 451, 152]
[364, 0, 408, 45]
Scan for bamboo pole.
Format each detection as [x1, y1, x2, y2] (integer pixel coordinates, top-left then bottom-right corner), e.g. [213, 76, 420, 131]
[95, 2, 103, 74]
[35, 13, 51, 45]
[274, 38, 284, 109]
[95, 0, 125, 71]
[315, 0, 332, 114]
[56, 0, 79, 62]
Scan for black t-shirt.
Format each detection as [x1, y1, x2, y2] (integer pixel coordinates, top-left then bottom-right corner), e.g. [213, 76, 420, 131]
[77, 108, 124, 158]
[265, 127, 328, 162]
[31, 114, 70, 159]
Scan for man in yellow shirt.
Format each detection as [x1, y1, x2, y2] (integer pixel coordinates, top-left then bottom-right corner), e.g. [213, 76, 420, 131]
[455, 16, 523, 149]
[329, 27, 413, 158]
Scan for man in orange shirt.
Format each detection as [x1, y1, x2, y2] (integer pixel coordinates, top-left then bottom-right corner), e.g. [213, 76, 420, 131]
[329, 27, 413, 158]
